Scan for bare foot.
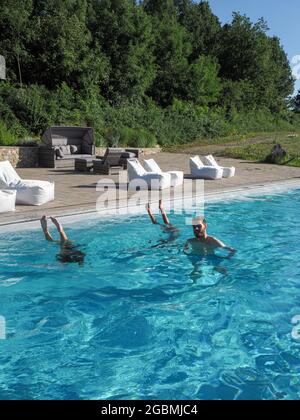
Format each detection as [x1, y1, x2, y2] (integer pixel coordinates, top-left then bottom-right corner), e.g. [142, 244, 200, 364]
[40, 215, 48, 233]
[159, 199, 163, 211]
[50, 217, 62, 232]
[40, 215, 52, 241]
[50, 217, 69, 242]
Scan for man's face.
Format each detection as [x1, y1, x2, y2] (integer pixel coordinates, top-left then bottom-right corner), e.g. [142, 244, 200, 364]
[193, 220, 207, 238]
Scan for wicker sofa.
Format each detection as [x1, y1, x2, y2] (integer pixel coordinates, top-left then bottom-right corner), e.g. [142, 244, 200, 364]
[39, 126, 95, 168]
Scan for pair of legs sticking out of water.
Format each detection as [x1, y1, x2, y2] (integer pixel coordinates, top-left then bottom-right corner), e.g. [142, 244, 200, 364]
[146, 200, 237, 281]
[147, 200, 236, 256]
[40, 202, 236, 270]
[40, 215, 85, 265]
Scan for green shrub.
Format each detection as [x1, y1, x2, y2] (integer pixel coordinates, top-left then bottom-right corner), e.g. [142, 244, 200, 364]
[103, 127, 121, 147]
[228, 107, 298, 134]
[1, 82, 300, 149]
[0, 120, 18, 146]
[104, 126, 157, 148]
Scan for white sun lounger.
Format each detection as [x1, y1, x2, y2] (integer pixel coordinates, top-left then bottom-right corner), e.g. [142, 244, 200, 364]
[0, 161, 55, 206]
[203, 155, 235, 178]
[127, 159, 171, 190]
[143, 158, 184, 188]
[0, 190, 16, 213]
[189, 156, 223, 180]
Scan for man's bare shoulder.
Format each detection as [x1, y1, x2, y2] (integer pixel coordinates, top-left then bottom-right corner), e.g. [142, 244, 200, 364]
[207, 236, 226, 247]
[187, 238, 197, 243]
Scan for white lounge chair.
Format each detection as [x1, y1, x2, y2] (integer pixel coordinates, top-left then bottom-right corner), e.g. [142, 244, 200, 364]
[0, 161, 55, 206]
[203, 155, 235, 178]
[189, 156, 223, 180]
[0, 190, 16, 213]
[143, 158, 184, 188]
[127, 159, 171, 190]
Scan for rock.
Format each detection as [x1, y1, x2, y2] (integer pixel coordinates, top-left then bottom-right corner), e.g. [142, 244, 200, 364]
[265, 144, 287, 164]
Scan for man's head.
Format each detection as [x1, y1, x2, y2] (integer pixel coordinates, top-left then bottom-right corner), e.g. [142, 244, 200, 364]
[192, 216, 207, 239]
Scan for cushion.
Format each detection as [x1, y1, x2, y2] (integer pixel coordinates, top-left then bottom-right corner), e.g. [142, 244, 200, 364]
[144, 159, 162, 174]
[57, 154, 94, 161]
[121, 152, 136, 159]
[190, 156, 204, 169]
[14, 180, 55, 206]
[204, 155, 219, 167]
[51, 136, 68, 147]
[70, 145, 78, 154]
[127, 159, 146, 177]
[60, 145, 71, 155]
[55, 148, 64, 159]
[0, 161, 21, 188]
[107, 148, 125, 154]
[0, 190, 16, 213]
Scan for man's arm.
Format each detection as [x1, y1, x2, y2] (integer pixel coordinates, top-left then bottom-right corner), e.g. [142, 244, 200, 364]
[184, 239, 191, 254]
[210, 237, 237, 255]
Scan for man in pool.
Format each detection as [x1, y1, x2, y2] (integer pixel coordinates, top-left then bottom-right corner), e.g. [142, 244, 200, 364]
[40, 215, 85, 265]
[184, 216, 236, 282]
[184, 216, 236, 257]
[146, 200, 180, 246]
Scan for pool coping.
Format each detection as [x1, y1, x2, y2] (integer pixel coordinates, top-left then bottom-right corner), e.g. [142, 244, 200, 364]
[0, 178, 299, 233]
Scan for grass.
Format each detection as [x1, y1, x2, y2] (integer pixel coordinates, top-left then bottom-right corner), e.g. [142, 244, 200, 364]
[165, 132, 251, 152]
[216, 136, 300, 167]
[167, 131, 300, 167]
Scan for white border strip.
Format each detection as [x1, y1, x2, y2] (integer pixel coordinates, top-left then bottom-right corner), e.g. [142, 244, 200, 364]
[0, 179, 299, 234]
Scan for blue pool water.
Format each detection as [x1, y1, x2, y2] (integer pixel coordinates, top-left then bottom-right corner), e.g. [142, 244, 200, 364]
[1, 190, 300, 400]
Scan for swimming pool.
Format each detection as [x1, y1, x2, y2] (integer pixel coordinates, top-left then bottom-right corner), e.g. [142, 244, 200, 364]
[0, 188, 300, 400]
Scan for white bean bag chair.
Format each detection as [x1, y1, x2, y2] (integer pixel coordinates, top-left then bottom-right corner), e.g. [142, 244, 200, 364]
[0, 161, 55, 206]
[0, 190, 16, 213]
[144, 158, 184, 188]
[127, 159, 171, 190]
[190, 156, 223, 180]
[203, 155, 236, 178]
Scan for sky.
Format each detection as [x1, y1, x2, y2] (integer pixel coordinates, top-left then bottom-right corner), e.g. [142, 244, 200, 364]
[207, 0, 300, 93]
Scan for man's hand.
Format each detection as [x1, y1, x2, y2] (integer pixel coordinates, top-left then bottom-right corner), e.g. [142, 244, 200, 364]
[228, 247, 237, 254]
[224, 246, 237, 257]
[184, 241, 191, 254]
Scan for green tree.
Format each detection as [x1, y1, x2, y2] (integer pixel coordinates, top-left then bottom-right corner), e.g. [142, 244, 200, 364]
[145, 11, 191, 106]
[0, 0, 33, 86]
[0, 0, 297, 144]
[144, 1, 220, 106]
[185, 55, 220, 105]
[27, 0, 108, 89]
[175, 0, 221, 60]
[218, 13, 294, 111]
[268, 36, 294, 112]
[88, 0, 156, 101]
[143, 0, 176, 16]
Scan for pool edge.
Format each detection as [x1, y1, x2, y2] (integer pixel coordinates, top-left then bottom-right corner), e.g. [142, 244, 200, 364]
[0, 178, 299, 233]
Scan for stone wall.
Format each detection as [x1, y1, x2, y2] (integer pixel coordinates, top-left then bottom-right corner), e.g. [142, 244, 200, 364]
[0, 147, 39, 168]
